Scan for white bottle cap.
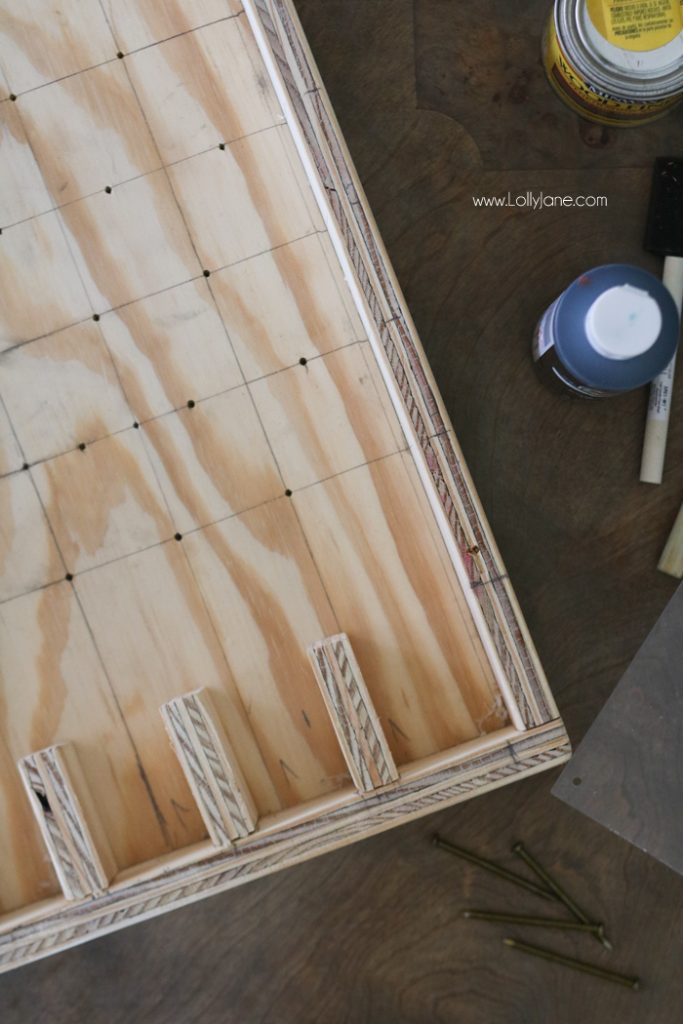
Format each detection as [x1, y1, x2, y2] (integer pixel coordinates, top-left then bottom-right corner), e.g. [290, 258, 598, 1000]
[584, 284, 662, 361]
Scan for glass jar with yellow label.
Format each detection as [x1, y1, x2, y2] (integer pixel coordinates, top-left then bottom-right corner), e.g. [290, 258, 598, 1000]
[543, 0, 683, 125]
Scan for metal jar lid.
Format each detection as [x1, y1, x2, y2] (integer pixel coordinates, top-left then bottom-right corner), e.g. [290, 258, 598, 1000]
[555, 0, 683, 100]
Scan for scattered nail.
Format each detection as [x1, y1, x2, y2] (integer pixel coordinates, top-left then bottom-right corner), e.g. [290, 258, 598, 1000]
[432, 835, 556, 902]
[463, 910, 604, 937]
[503, 938, 639, 991]
[512, 842, 610, 949]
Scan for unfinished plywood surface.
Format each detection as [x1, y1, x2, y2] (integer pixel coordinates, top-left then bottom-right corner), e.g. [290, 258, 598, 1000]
[126, 17, 284, 163]
[1, 320, 132, 463]
[18, 60, 161, 205]
[98, 279, 243, 420]
[0, 581, 166, 910]
[0, 0, 566, 970]
[211, 232, 365, 378]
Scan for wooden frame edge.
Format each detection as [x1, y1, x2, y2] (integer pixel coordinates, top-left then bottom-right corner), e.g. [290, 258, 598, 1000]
[0, 719, 569, 973]
[242, 0, 558, 730]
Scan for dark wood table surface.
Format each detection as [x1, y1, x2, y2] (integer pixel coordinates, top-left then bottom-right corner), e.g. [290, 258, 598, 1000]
[3, 2, 683, 1021]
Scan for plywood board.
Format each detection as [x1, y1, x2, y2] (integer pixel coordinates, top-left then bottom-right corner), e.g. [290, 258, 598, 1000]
[0, 0, 567, 971]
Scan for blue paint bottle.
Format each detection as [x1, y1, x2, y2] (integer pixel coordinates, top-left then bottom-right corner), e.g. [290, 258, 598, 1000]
[532, 264, 680, 398]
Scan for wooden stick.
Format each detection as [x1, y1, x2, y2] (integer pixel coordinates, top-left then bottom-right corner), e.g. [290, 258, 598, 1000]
[658, 500, 683, 577]
[640, 256, 683, 484]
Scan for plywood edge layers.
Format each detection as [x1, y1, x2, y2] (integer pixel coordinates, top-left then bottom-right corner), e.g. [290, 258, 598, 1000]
[161, 689, 258, 846]
[0, 718, 570, 972]
[242, 0, 558, 730]
[17, 745, 116, 901]
[308, 634, 399, 793]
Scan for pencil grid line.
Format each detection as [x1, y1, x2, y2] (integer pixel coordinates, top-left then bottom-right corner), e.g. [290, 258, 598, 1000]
[0, 336, 371, 477]
[0, 226, 323, 357]
[0, 447, 410, 613]
[0, 11, 243, 102]
[0, 123, 283, 234]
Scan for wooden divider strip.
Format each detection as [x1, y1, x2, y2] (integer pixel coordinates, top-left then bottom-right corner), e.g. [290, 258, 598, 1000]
[308, 633, 399, 793]
[161, 689, 258, 845]
[17, 745, 116, 900]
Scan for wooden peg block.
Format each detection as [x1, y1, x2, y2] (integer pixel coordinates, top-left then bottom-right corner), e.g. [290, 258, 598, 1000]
[308, 633, 399, 793]
[17, 744, 116, 901]
[659, 501, 683, 578]
[161, 688, 258, 846]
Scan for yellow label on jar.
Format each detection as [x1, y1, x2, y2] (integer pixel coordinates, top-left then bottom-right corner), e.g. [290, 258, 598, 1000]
[542, 14, 682, 123]
[586, 0, 682, 51]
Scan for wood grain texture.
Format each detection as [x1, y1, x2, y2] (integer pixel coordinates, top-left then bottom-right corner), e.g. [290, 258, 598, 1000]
[140, 387, 282, 533]
[161, 689, 258, 846]
[308, 633, 399, 793]
[0, 721, 569, 974]
[0, 320, 132, 463]
[102, 0, 244, 52]
[249, 342, 403, 489]
[294, 453, 510, 763]
[166, 125, 323, 269]
[98, 278, 243, 420]
[73, 539, 275, 848]
[0, 402, 22, 476]
[0, 1, 116, 94]
[126, 17, 284, 163]
[60, 170, 201, 312]
[181, 498, 349, 810]
[0, 101, 52, 226]
[0, 213, 91, 349]
[211, 231, 365, 379]
[31, 428, 173, 572]
[0, 472, 62, 603]
[18, 60, 160, 205]
[18, 744, 116, 900]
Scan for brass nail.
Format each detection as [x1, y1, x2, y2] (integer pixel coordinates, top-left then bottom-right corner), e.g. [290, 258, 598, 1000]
[503, 938, 639, 991]
[512, 842, 610, 949]
[463, 910, 603, 935]
[432, 835, 556, 902]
